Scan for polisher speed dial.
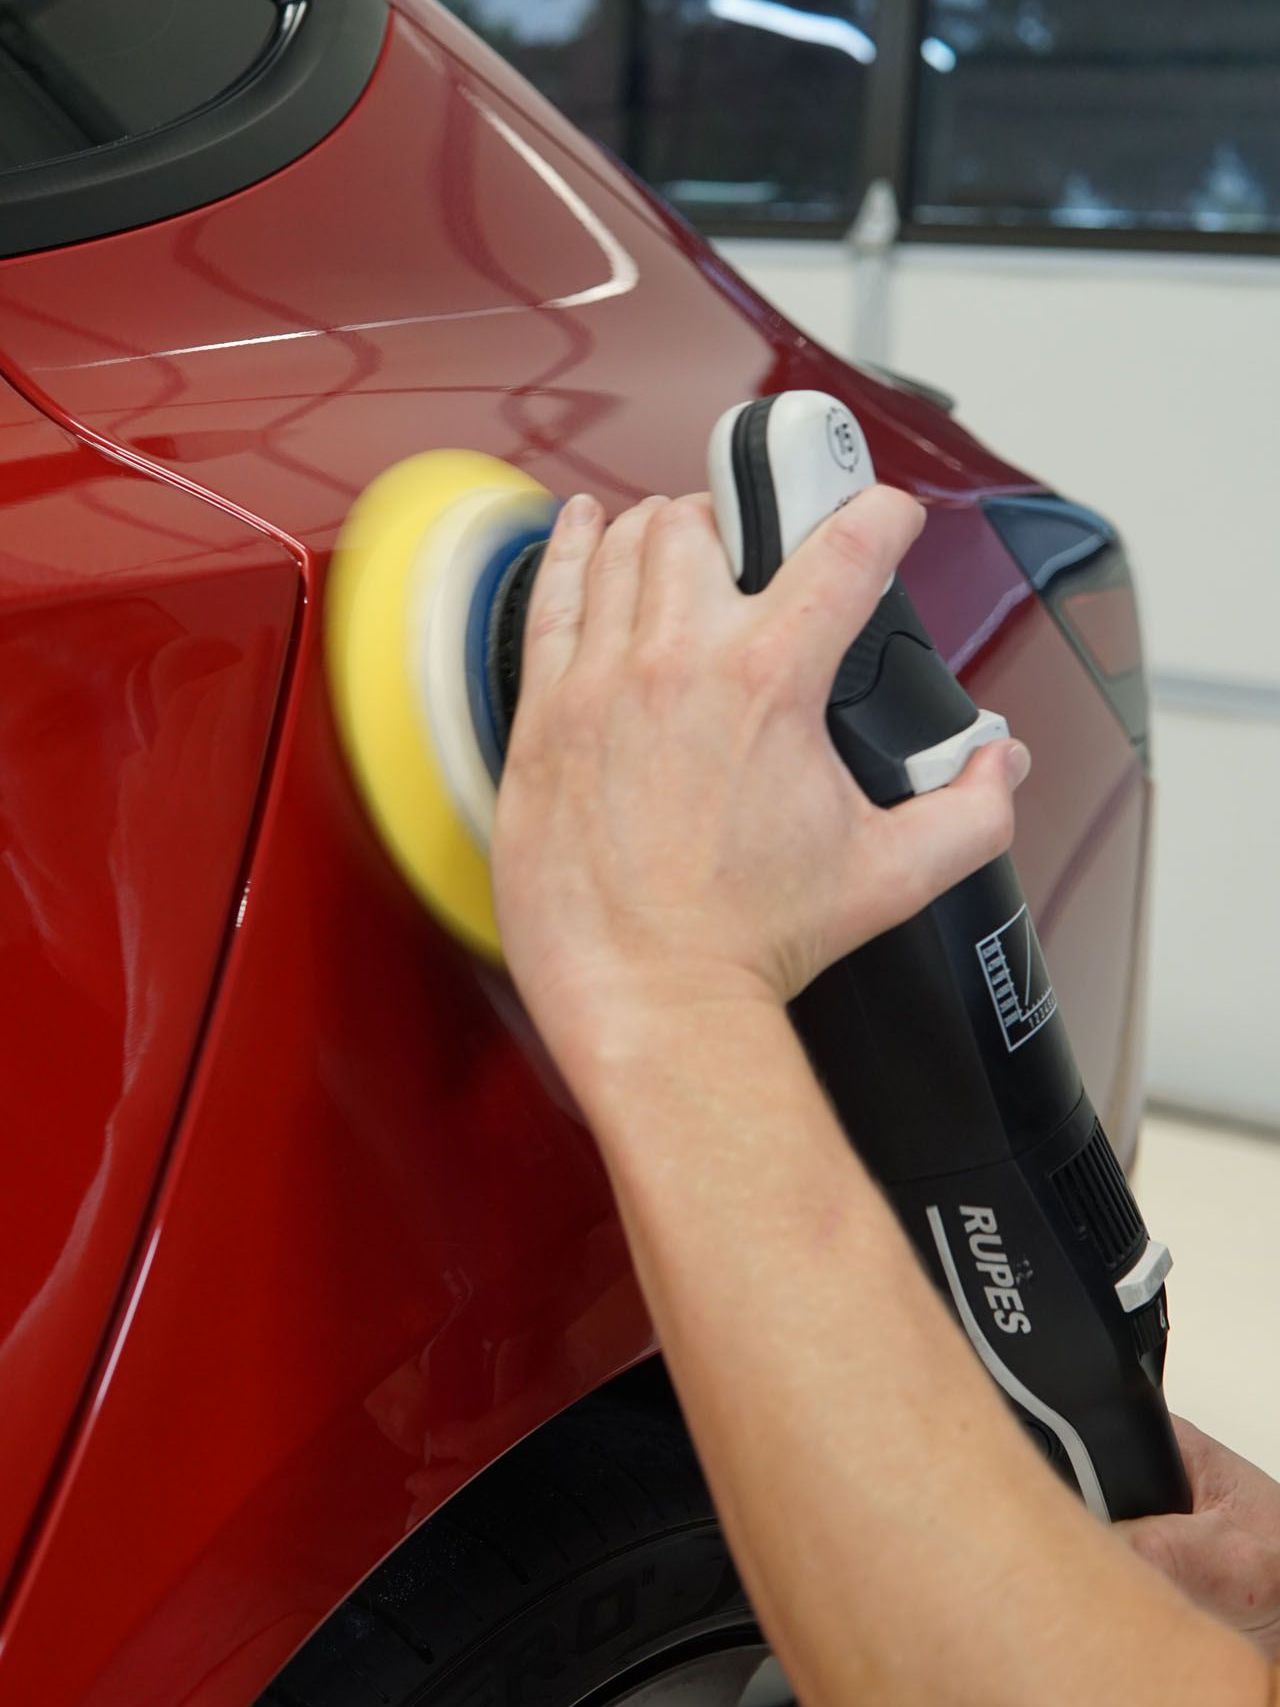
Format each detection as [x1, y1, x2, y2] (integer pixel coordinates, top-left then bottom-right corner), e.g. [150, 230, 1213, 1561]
[708, 389, 875, 590]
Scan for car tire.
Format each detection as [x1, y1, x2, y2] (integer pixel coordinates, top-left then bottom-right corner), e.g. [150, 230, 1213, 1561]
[260, 1389, 791, 1707]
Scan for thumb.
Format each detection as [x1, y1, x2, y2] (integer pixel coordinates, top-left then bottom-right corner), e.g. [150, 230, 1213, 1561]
[869, 739, 1030, 922]
[1115, 1512, 1197, 1590]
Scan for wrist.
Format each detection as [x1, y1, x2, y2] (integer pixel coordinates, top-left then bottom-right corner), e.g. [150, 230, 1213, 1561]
[528, 956, 790, 1115]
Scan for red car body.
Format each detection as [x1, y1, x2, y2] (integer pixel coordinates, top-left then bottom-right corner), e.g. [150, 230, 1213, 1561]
[0, 4, 1150, 1702]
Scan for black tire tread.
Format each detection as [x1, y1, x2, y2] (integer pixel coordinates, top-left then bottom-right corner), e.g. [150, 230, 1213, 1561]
[261, 1389, 739, 1707]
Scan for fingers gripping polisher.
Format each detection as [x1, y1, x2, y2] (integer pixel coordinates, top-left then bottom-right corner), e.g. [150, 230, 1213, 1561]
[325, 393, 1189, 1520]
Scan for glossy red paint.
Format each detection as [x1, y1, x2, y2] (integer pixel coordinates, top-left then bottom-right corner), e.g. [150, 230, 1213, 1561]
[0, 5, 1148, 1704]
[0, 5, 1029, 541]
[0, 374, 299, 1601]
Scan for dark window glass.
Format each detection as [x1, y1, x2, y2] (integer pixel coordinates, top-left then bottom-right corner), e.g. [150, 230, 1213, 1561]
[913, 1, 1280, 236]
[446, 0, 879, 232]
[0, 0, 279, 176]
[445, 1, 629, 158]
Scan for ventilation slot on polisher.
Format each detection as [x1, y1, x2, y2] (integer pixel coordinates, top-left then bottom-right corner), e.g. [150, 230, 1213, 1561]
[1051, 1123, 1146, 1272]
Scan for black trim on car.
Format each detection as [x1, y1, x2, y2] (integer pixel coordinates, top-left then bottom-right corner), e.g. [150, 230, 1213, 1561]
[983, 495, 1151, 762]
[0, 0, 388, 260]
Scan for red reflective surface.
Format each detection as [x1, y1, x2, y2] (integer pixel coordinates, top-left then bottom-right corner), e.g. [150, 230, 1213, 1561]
[0, 375, 298, 1601]
[0, 5, 1148, 1704]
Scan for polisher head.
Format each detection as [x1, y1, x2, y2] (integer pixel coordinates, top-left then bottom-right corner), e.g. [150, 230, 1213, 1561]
[326, 450, 555, 957]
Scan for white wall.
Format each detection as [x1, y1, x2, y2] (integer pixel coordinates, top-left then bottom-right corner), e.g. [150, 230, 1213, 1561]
[1136, 1112, 1280, 1479]
[722, 239, 1280, 1127]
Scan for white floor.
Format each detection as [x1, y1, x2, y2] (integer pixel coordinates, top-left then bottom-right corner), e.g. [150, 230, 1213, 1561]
[1133, 1109, 1280, 1480]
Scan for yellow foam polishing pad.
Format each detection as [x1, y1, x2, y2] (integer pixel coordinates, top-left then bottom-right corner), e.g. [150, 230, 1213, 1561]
[326, 450, 548, 957]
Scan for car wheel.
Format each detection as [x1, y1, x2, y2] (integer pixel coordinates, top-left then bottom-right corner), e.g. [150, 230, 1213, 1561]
[261, 1390, 791, 1707]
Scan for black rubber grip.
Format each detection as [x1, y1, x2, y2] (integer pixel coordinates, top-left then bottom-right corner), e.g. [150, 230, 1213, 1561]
[826, 587, 981, 806]
[829, 578, 933, 704]
[731, 397, 783, 595]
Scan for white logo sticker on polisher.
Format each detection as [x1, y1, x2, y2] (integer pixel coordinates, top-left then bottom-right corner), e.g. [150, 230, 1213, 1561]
[976, 904, 1058, 1053]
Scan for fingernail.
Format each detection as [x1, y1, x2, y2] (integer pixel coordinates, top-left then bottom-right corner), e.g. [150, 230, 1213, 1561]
[1005, 740, 1032, 790]
[560, 493, 597, 527]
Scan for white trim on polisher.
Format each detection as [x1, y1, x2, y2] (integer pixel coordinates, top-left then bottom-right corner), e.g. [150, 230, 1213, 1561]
[708, 390, 878, 583]
[411, 486, 557, 851]
[707, 401, 749, 579]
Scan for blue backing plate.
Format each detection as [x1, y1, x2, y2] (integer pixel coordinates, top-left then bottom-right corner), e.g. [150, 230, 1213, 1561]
[463, 517, 557, 782]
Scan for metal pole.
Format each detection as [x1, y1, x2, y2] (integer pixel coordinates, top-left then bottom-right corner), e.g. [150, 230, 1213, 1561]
[620, 0, 649, 179]
[845, 0, 925, 363]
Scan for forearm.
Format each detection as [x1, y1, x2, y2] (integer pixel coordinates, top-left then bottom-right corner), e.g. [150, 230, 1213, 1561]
[567, 994, 1271, 1707]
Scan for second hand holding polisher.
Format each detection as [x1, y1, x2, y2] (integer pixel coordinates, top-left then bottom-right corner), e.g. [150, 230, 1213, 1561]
[326, 391, 1190, 1521]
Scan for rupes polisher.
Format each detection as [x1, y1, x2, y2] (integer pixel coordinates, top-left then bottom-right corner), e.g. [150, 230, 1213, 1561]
[326, 391, 1190, 1521]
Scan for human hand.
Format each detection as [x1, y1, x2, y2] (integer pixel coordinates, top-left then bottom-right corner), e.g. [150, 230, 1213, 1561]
[1120, 1418, 1280, 1657]
[491, 487, 1029, 1065]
